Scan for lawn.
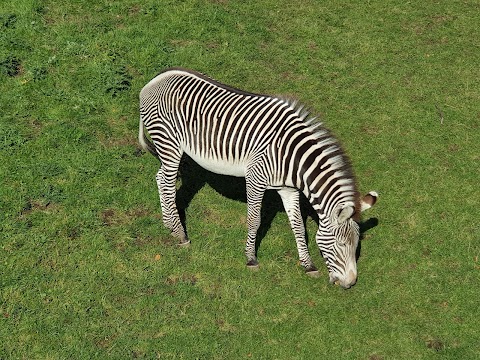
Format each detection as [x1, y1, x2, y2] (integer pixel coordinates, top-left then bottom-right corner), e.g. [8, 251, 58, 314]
[1, 0, 479, 359]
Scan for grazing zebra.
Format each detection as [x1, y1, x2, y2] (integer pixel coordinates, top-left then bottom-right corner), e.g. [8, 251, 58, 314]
[139, 67, 377, 289]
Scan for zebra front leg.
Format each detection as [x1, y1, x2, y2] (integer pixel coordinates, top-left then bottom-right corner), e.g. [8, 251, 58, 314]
[277, 188, 319, 277]
[244, 179, 266, 269]
[156, 162, 189, 246]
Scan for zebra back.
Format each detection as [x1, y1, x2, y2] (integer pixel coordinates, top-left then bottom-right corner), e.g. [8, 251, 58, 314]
[139, 68, 359, 217]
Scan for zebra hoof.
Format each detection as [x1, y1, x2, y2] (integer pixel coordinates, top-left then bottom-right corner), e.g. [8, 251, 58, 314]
[247, 264, 260, 271]
[246, 259, 259, 271]
[306, 270, 321, 278]
[305, 266, 320, 278]
[178, 240, 191, 247]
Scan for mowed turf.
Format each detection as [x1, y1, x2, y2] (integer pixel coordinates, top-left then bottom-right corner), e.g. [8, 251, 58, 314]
[1, 0, 479, 359]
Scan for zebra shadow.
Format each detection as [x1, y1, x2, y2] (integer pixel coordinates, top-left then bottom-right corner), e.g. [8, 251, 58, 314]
[357, 217, 379, 261]
[176, 155, 378, 260]
[175, 156, 315, 253]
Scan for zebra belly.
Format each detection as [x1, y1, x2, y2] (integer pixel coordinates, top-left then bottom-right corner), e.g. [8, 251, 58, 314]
[186, 151, 246, 177]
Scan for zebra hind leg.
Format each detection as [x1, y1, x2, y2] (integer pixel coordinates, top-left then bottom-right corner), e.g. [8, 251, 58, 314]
[277, 188, 319, 277]
[156, 160, 189, 246]
[244, 178, 267, 269]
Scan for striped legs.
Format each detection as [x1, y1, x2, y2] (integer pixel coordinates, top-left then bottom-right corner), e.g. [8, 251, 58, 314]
[244, 173, 266, 268]
[156, 151, 189, 245]
[277, 188, 318, 276]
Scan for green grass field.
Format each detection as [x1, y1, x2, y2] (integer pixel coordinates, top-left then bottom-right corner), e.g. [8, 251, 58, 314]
[1, 0, 479, 358]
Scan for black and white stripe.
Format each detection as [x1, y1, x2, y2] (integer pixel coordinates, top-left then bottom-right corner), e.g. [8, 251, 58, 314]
[139, 68, 376, 288]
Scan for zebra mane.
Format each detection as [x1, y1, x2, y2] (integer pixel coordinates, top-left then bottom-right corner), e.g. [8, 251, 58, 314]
[277, 96, 325, 135]
[278, 96, 360, 217]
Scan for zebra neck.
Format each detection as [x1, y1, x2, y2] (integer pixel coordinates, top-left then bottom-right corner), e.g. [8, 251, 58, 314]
[307, 184, 357, 219]
[282, 127, 358, 217]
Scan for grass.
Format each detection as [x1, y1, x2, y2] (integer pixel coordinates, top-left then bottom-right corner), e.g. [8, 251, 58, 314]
[1, 0, 479, 358]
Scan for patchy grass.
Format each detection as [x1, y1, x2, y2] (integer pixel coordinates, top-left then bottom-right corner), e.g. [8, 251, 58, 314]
[1, 0, 479, 359]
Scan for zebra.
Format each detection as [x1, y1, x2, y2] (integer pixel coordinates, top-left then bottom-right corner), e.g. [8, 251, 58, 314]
[139, 67, 377, 289]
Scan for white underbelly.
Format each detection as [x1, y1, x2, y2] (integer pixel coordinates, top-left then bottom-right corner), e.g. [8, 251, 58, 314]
[186, 151, 246, 177]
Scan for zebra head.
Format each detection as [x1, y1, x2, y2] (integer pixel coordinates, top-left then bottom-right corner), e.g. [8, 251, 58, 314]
[317, 192, 378, 289]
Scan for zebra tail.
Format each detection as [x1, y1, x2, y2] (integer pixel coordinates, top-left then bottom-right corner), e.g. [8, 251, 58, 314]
[138, 116, 158, 158]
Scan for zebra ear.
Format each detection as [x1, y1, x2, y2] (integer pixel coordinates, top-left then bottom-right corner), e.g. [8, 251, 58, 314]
[338, 204, 355, 224]
[360, 191, 378, 212]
